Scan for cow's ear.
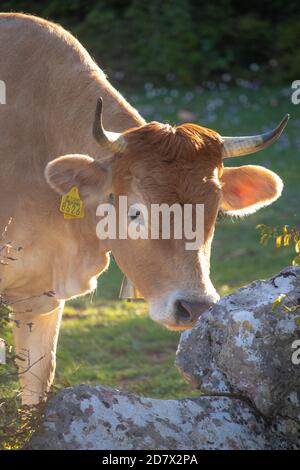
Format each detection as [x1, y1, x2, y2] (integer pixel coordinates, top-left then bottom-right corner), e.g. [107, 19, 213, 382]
[220, 165, 283, 216]
[45, 154, 111, 206]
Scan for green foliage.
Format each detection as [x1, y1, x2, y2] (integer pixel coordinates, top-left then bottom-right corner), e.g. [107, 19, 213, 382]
[0, 222, 43, 450]
[257, 222, 300, 324]
[271, 293, 300, 328]
[1, 0, 300, 86]
[257, 224, 300, 265]
[0, 295, 41, 450]
[271, 293, 287, 311]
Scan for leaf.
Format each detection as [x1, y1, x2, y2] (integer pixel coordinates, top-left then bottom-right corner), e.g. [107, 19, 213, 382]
[292, 255, 300, 266]
[284, 304, 299, 313]
[272, 294, 287, 311]
[295, 240, 300, 253]
[295, 317, 300, 327]
[282, 225, 288, 235]
[275, 235, 282, 248]
[260, 234, 269, 245]
[283, 234, 291, 246]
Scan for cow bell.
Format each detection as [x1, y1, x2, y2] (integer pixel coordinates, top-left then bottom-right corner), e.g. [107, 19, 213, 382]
[119, 275, 144, 300]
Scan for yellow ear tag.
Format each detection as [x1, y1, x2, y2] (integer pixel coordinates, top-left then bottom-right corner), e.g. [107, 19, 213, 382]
[60, 186, 84, 219]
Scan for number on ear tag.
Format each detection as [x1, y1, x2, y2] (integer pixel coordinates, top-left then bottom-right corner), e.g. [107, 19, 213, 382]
[60, 187, 84, 219]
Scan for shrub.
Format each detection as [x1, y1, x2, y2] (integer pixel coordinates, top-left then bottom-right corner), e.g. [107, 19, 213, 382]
[1, 0, 299, 86]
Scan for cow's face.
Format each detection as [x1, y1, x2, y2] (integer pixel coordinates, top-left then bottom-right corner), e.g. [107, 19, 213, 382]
[109, 123, 223, 329]
[45, 100, 287, 330]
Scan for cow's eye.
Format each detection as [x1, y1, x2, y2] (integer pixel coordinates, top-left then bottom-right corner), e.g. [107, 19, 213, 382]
[128, 204, 143, 223]
[129, 210, 140, 221]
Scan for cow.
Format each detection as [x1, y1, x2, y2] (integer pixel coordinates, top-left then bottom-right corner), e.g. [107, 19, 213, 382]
[0, 13, 288, 405]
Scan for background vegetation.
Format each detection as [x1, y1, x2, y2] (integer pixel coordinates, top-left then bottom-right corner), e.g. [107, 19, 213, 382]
[1, 0, 300, 449]
[1, 0, 300, 87]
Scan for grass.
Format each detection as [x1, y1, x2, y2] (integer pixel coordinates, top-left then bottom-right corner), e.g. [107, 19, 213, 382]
[57, 300, 195, 398]
[1, 82, 300, 448]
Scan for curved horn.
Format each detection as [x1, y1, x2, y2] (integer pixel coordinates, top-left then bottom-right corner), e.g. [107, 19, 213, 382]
[93, 97, 127, 153]
[222, 114, 289, 158]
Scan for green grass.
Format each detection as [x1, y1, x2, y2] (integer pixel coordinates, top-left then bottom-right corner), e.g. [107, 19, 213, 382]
[56, 300, 196, 398]
[1, 83, 300, 448]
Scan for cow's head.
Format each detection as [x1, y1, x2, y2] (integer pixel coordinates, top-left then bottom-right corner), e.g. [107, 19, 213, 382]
[45, 98, 288, 330]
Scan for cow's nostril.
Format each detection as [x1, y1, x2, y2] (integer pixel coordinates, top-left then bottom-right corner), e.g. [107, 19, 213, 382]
[174, 300, 193, 323]
[174, 299, 213, 325]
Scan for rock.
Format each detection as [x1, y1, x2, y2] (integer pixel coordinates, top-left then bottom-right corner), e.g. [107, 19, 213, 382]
[28, 267, 300, 450]
[176, 266, 300, 419]
[28, 384, 298, 450]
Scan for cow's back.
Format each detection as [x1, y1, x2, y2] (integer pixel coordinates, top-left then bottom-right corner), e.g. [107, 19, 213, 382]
[0, 14, 143, 300]
[0, 14, 102, 175]
[0, 15, 97, 279]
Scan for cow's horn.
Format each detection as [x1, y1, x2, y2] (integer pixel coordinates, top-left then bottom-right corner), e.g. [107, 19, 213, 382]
[222, 114, 289, 158]
[93, 97, 127, 153]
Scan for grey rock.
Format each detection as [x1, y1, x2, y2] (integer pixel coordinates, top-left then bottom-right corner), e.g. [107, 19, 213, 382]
[28, 384, 298, 450]
[176, 266, 300, 419]
[29, 267, 300, 450]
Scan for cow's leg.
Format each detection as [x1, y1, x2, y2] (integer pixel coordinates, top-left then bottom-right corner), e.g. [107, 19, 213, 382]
[12, 301, 64, 406]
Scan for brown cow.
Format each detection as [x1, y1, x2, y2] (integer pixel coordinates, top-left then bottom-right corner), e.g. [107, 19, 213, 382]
[0, 13, 288, 405]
